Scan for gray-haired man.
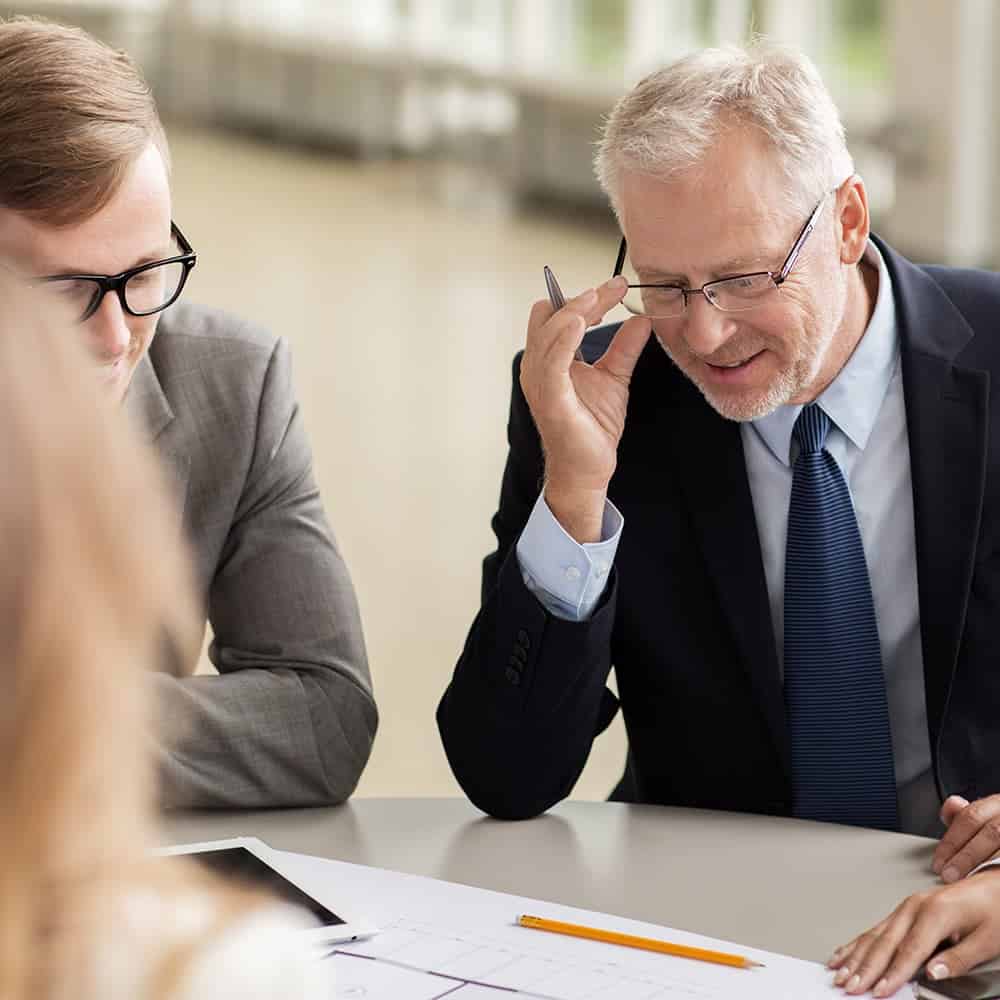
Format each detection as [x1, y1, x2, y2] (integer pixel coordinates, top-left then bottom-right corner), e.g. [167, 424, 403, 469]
[440, 41, 1000, 874]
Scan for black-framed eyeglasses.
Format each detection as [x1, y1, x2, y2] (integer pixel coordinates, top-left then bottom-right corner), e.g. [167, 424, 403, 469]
[613, 192, 831, 319]
[35, 221, 197, 324]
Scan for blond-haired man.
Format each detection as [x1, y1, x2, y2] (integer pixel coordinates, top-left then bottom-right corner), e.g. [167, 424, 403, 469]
[0, 16, 376, 808]
[440, 41, 1000, 888]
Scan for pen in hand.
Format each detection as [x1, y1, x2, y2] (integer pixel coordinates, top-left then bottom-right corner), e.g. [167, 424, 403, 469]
[543, 265, 585, 363]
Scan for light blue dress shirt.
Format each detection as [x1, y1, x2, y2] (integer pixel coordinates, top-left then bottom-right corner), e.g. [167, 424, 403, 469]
[516, 242, 940, 836]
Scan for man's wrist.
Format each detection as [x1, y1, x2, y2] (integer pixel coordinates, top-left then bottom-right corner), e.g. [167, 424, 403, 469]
[543, 483, 608, 544]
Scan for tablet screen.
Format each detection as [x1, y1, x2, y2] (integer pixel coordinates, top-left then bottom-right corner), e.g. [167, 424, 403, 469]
[189, 847, 345, 926]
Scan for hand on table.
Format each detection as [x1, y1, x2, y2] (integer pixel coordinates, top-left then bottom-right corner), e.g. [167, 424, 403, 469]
[933, 794, 1000, 883]
[827, 868, 1000, 997]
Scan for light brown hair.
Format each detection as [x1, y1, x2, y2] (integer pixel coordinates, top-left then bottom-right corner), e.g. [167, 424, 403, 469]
[0, 15, 170, 226]
[0, 280, 261, 999]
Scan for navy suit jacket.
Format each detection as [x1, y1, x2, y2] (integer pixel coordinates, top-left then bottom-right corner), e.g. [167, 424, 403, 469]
[437, 237, 1000, 821]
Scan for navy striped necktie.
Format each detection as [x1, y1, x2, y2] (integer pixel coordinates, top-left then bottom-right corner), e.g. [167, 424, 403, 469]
[783, 404, 899, 831]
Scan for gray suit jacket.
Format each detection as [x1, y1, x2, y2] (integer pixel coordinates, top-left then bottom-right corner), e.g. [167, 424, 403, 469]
[127, 302, 377, 808]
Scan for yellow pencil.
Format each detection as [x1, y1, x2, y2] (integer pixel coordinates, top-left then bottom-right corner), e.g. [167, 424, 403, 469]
[516, 914, 765, 970]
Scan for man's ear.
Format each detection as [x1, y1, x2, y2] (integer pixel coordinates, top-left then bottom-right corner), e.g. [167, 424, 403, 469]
[837, 175, 870, 267]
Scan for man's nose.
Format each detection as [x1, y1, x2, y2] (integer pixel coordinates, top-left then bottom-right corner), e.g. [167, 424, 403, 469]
[85, 291, 131, 360]
[680, 293, 737, 357]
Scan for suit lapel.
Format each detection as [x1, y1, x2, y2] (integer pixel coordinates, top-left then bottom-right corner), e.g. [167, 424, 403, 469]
[630, 348, 788, 775]
[879, 239, 991, 743]
[124, 353, 191, 519]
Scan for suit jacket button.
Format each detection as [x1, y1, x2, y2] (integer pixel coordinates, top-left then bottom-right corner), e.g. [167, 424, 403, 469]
[505, 666, 521, 686]
[517, 629, 530, 648]
[512, 646, 528, 664]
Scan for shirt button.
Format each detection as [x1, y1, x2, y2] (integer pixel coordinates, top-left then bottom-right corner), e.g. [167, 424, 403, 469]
[594, 562, 607, 579]
[565, 565, 582, 581]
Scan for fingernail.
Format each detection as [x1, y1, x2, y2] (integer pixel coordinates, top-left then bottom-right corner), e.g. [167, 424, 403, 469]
[847, 973, 860, 992]
[929, 963, 949, 980]
[932, 860, 942, 874]
[834, 967, 850, 986]
[942, 866, 959, 882]
[605, 275, 627, 291]
[873, 978, 889, 997]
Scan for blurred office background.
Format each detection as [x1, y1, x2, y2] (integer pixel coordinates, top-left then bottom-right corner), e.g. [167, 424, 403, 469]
[5, 0, 993, 799]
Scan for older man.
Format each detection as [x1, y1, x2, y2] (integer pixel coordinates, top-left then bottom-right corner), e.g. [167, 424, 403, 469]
[439, 41, 1000, 870]
[0, 16, 377, 807]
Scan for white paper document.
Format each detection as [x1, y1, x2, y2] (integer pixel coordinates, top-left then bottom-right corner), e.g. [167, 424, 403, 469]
[266, 847, 907, 1000]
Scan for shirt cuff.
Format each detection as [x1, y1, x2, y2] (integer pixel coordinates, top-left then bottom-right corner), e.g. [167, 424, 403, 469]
[516, 492, 623, 622]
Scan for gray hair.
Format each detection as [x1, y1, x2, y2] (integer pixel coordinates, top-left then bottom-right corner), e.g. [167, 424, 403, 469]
[595, 41, 854, 221]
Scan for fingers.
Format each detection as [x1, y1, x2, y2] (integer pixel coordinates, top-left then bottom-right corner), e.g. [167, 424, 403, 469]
[593, 315, 653, 384]
[847, 903, 948, 997]
[524, 276, 634, 392]
[926, 924, 1000, 984]
[523, 295, 589, 392]
[828, 906, 916, 996]
[827, 914, 894, 976]
[941, 795, 970, 828]
[941, 824, 1000, 883]
[525, 289, 595, 355]
[527, 297, 557, 336]
[934, 796, 1000, 881]
[580, 275, 628, 328]
[542, 310, 588, 373]
[526, 277, 628, 353]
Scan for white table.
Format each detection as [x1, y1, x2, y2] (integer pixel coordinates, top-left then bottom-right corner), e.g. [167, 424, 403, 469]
[163, 797, 938, 963]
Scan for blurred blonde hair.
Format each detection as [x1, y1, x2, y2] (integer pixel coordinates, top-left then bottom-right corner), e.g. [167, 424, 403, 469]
[0, 276, 257, 999]
[595, 40, 855, 221]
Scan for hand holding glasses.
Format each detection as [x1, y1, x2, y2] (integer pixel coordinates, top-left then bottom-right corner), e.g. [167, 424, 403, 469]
[521, 266, 650, 545]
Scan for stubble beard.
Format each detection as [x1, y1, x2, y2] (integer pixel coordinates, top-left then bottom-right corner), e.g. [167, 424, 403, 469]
[655, 329, 827, 423]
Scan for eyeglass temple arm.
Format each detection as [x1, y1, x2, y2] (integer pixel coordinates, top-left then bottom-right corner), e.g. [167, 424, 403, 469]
[171, 221, 195, 256]
[777, 196, 828, 284]
[613, 238, 628, 278]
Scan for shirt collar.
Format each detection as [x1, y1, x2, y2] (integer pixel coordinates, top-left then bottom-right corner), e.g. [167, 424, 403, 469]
[751, 239, 899, 467]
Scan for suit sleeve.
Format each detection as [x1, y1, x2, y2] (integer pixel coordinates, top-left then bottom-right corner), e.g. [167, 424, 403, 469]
[437, 352, 620, 820]
[157, 338, 377, 808]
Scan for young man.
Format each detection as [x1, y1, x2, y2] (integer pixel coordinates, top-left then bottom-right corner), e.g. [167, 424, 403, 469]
[0, 16, 377, 807]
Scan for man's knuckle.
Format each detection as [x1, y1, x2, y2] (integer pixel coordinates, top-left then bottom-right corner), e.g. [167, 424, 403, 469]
[947, 851, 972, 874]
[968, 801, 991, 826]
[926, 894, 957, 921]
[895, 940, 929, 966]
[855, 930, 878, 948]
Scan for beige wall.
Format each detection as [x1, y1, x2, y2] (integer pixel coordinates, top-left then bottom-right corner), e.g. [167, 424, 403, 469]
[170, 125, 628, 800]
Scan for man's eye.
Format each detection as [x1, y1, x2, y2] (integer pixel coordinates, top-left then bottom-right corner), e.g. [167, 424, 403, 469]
[50, 281, 90, 298]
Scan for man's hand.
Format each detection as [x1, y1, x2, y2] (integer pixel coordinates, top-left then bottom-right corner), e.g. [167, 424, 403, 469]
[519, 276, 651, 543]
[826, 870, 1000, 997]
[933, 794, 1000, 882]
